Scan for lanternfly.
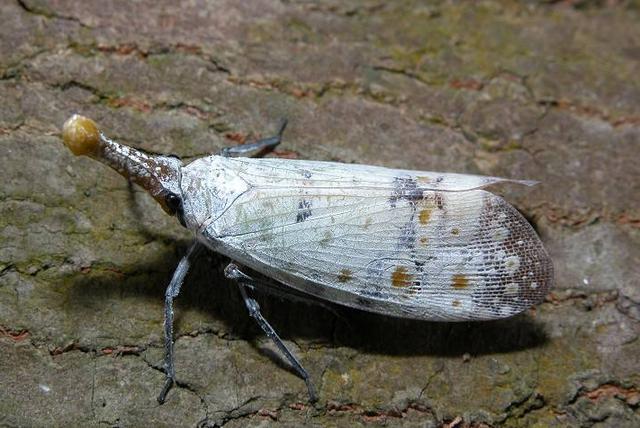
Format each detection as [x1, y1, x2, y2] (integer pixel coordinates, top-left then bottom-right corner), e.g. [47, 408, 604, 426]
[60, 114, 553, 403]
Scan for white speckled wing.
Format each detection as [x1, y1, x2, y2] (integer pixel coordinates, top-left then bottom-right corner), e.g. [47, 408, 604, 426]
[219, 157, 538, 192]
[186, 156, 552, 321]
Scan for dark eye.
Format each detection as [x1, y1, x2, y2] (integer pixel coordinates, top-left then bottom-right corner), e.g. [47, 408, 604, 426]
[165, 192, 186, 226]
[165, 192, 184, 219]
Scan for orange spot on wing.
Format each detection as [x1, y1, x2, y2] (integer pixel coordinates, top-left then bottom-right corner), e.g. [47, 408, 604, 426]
[419, 236, 428, 246]
[452, 299, 461, 307]
[419, 208, 432, 225]
[391, 266, 413, 288]
[451, 227, 460, 235]
[337, 269, 353, 283]
[452, 274, 469, 289]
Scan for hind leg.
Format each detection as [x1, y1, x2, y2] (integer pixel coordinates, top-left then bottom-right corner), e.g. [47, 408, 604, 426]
[224, 262, 318, 402]
[219, 119, 287, 157]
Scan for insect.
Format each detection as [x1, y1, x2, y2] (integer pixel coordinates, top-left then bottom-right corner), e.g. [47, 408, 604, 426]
[61, 114, 553, 403]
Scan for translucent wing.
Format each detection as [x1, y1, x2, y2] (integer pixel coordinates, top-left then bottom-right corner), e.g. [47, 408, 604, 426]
[188, 157, 552, 321]
[220, 157, 538, 192]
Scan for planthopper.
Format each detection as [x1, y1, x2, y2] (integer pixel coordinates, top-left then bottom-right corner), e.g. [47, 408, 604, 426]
[61, 114, 553, 403]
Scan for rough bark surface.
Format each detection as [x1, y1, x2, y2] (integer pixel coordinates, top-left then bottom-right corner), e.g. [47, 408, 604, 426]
[1, 1, 639, 426]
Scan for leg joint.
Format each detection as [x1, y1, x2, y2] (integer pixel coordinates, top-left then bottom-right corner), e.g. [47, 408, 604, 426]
[245, 298, 261, 317]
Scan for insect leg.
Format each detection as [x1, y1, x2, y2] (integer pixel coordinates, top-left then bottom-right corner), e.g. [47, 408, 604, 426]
[219, 119, 287, 157]
[241, 273, 346, 320]
[224, 263, 318, 402]
[157, 241, 203, 404]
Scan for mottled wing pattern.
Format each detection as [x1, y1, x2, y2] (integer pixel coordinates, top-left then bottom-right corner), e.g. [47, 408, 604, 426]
[200, 157, 552, 321]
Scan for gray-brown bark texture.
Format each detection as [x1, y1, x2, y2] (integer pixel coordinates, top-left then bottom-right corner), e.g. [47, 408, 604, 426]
[1, 0, 639, 426]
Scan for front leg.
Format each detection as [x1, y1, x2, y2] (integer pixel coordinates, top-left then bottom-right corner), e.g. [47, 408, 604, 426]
[157, 241, 203, 404]
[224, 263, 318, 402]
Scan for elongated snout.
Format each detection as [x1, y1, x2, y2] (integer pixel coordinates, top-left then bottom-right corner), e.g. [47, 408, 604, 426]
[62, 114, 184, 217]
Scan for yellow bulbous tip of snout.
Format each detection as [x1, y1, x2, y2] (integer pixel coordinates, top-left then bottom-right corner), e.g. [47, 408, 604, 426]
[62, 114, 101, 156]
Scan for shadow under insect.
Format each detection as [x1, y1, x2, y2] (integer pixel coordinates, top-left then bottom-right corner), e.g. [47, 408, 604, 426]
[65, 239, 548, 362]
